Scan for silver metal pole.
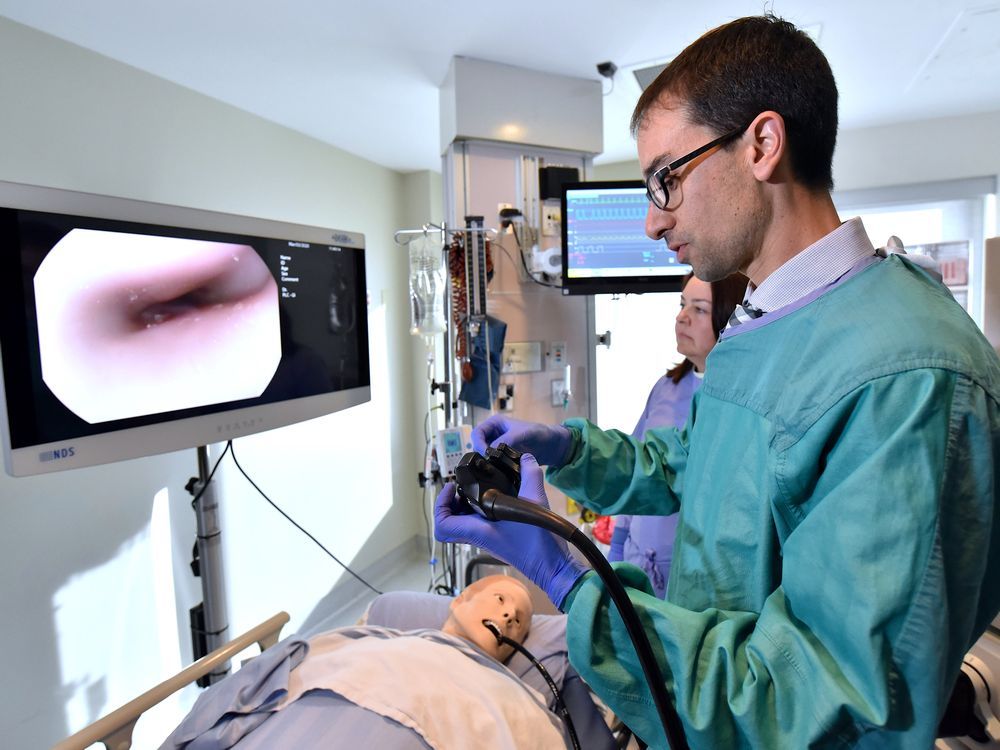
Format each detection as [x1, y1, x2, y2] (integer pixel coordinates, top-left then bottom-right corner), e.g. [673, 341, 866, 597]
[192, 444, 230, 685]
[442, 222, 455, 427]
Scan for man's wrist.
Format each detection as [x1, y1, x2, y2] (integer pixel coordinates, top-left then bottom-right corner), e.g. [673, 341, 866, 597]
[553, 424, 580, 467]
[551, 561, 590, 611]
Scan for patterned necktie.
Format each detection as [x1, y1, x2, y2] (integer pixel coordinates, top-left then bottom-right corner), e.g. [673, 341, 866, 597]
[726, 301, 765, 331]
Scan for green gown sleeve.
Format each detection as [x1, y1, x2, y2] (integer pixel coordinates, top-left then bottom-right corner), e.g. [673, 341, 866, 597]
[547, 415, 690, 517]
[560, 369, 1000, 749]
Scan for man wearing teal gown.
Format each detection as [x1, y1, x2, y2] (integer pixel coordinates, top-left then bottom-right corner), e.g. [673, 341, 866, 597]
[436, 14, 1000, 749]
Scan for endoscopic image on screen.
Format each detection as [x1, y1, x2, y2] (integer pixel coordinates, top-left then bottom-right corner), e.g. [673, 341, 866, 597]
[32, 229, 281, 424]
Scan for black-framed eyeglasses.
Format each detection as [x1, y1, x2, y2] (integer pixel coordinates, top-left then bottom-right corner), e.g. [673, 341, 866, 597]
[645, 122, 751, 210]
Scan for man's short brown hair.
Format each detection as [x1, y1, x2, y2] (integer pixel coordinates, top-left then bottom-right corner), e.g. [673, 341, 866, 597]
[631, 15, 838, 191]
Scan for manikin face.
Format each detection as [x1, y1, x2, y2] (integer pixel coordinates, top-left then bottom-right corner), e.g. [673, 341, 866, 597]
[441, 575, 533, 662]
[638, 98, 765, 282]
[675, 276, 717, 372]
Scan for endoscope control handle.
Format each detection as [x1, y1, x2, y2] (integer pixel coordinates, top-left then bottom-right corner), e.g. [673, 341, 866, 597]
[481, 489, 689, 750]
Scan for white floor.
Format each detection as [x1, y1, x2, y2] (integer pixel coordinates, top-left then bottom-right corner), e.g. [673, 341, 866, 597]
[318, 546, 440, 628]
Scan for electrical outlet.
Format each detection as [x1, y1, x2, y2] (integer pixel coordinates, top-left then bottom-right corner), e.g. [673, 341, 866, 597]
[498, 384, 514, 411]
[549, 341, 566, 368]
[541, 207, 561, 237]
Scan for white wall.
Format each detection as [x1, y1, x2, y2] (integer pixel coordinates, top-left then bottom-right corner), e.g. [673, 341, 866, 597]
[0, 16, 427, 748]
[593, 109, 1000, 229]
[832, 111, 1000, 194]
[592, 159, 644, 181]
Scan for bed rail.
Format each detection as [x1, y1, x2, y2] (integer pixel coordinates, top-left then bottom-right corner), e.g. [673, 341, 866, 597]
[51, 611, 290, 750]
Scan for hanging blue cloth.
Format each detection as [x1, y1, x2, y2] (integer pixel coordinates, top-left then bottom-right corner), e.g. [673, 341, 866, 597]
[459, 315, 507, 409]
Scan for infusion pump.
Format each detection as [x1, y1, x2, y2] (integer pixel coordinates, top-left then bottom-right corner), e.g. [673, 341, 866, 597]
[436, 425, 474, 477]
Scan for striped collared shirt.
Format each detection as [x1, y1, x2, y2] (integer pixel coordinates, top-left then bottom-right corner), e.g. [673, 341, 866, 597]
[745, 217, 875, 312]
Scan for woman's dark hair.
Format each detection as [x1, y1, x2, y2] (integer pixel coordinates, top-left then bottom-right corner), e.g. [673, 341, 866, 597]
[666, 272, 747, 383]
[631, 14, 838, 192]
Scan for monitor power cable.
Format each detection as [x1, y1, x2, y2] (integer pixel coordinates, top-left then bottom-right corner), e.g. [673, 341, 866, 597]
[225, 440, 384, 596]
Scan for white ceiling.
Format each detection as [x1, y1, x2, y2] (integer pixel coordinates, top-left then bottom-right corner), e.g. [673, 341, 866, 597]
[1, 0, 998, 173]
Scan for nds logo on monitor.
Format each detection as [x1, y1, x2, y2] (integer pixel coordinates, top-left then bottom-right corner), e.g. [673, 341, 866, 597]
[40, 446, 75, 462]
[217, 417, 264, 435]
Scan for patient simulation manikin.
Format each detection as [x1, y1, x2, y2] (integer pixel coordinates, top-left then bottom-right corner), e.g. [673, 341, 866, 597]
[439, 574, 533, 661]
[160, 575, 567, 750]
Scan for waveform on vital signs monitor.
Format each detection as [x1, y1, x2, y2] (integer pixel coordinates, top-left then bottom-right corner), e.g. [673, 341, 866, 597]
[565, 187, 683, 272]
[561, 180, 690, 295]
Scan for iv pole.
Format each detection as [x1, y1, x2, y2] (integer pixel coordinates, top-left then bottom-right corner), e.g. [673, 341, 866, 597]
[187, 444, 230, 687]
[393, 221, 498, 429]
[394, 221, 498, 593]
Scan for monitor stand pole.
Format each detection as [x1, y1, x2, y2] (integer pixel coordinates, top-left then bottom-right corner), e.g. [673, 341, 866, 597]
[187, 444, 230, 687]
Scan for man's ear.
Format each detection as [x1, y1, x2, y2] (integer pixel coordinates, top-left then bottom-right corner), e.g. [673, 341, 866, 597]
[747, 110, 786, 183]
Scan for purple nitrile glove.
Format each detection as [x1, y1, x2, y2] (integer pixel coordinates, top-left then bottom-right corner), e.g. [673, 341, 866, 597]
[608, 523, 629, 563]
[434, 453, 589, 609]
[471, 415, 574, 468]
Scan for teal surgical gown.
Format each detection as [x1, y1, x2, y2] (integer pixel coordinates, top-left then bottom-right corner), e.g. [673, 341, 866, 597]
[550, 255, 1000, 749]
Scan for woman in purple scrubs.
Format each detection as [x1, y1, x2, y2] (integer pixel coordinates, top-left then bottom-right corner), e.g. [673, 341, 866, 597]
[608, 272, 745, 597]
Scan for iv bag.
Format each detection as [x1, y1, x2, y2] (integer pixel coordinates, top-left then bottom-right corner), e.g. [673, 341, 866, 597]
[408, 234, 447, 335]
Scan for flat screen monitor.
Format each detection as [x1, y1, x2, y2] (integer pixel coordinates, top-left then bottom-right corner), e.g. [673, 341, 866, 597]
[0, 181, 370, 476]
[561, 180, 691, 295]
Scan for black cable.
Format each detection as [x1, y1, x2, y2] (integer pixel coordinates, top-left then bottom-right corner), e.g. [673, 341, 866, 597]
[482, 490, 689, 750]
[513, 226, 561, 288]
[422, 481, 434, 557]
[433, 560, 452, 594]
[433, 560, 454, 597]
[437, 541, 457, 595]
[430, 538, 456, 594]
[443, 542, 455, 594]
[483, 620, 581, 750]
[228, 441, 383, 596]
[189, 441, 232, 509]
[493, 241, 519, 274]
[423, 406, 445, 588]
[429, 556, 438, 593]
[509, 222, 562, 289]
[434, 542, 454, 596]
[422, 480, 442, 594]
[431, 541, 448, 594]
[421, 431, 435, 559]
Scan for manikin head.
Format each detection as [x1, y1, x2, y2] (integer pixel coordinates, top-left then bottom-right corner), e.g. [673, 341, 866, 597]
[441, 575, 533, 662]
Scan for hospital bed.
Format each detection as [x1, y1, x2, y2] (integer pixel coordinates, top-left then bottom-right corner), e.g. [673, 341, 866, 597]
[52, 613, 291, 750]
[53, 591, 615, 750]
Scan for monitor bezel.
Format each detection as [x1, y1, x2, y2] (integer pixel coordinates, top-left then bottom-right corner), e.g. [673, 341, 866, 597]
[0, 180, 370, 476]
[560, 179, 690, 296]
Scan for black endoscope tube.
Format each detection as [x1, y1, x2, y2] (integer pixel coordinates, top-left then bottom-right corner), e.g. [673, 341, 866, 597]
[482, 489, 689, 750]
[484, 621, 581, 750]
